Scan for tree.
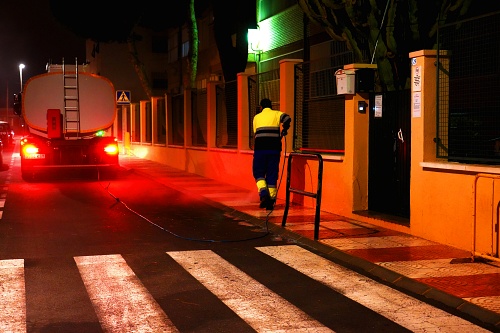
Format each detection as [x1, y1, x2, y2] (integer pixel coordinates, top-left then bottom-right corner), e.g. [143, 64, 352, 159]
[188, 0, 199, 89]
[297, 0, 492, 91]
[212, 0, 257, 82]
[49, 0, 255, 95]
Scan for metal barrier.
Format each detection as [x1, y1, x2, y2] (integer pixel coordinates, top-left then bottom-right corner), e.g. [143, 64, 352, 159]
[281, 153, 323, 240]
[473, 173, 500, 263]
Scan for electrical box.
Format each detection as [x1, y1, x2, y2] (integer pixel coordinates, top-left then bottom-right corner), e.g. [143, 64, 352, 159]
[335, 67, 376, 95]
[335, 69, 355, 95]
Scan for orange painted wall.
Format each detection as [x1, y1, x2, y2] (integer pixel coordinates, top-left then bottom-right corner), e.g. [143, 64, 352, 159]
[409, 50, 500, 252]
[123, 53, 500, 254]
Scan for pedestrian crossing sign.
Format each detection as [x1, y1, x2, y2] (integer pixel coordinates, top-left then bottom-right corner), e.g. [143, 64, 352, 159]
[116, 90, 131, 105]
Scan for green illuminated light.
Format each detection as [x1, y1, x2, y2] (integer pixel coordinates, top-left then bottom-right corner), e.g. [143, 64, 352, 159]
[248, 28, 262, 52]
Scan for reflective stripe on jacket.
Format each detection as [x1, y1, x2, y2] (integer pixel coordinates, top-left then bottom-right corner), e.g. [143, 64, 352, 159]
[253, 108, 291, 151]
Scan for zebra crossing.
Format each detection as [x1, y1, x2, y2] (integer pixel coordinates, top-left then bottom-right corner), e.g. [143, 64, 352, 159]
[0, 245, 493, 332]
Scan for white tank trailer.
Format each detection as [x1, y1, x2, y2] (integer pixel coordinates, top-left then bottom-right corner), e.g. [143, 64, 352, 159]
[17, 60, 119, 180]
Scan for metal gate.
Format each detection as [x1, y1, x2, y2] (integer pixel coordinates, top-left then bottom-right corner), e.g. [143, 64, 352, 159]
[368, 90, 411, 219]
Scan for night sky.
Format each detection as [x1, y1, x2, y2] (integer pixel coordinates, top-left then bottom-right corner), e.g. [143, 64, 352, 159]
[0, 0, 86, 108]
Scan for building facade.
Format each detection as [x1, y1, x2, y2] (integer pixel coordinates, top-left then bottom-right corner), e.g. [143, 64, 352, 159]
[89, 2, 500, 260]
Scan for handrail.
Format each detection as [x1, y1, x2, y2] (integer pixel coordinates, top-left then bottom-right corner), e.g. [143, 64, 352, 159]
[473, 173, 500, 263]
[281, 152, 323, 240]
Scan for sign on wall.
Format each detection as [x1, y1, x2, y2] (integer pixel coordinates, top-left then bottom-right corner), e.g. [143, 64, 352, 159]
[116, 90, 131, 105]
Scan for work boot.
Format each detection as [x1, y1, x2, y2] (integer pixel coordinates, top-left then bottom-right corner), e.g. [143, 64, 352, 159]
[266, 198, 276, 211]
[259, 195, 270, 208]
[259, 188, 270, 208]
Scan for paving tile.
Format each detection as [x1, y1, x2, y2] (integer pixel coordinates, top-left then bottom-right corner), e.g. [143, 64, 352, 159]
[119, 155, 500, 325]
[416, 274, 500, 298]
[378, 259, 500, 278]
[322, 235, 438, 249]
[465, 296, 500, 314]
[343, 245, 471, 262]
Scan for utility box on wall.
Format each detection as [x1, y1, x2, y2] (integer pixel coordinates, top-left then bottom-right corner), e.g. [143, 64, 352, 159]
[335, 69, 355, 95]
[335, 66, 377, 95]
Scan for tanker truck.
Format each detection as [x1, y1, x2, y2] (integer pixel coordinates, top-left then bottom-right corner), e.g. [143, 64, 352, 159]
[14, 58, 120, 181]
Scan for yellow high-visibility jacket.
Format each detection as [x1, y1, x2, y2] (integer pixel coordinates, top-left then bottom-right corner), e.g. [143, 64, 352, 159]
[253, 108, 291, 151]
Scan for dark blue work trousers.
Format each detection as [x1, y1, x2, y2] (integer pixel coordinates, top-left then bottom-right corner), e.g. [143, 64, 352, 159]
[252, 150, 281, 191]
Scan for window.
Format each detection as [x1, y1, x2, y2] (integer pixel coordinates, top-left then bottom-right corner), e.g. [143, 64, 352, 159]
[182, 41, 190, 58]
[168, 33, 178, 63]
[152, 35, 168, 53]
[151, 72, 168, 91]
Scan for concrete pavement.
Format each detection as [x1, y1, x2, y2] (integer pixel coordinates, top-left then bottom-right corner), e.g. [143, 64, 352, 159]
[118, 153, 500, 330]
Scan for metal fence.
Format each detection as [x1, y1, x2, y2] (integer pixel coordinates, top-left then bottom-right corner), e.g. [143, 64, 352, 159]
[144, 101, 152, 144]
[169, 93, 184, 146]
[191, 88, 208, 147]
[437, 11, 500, 164]
[216, 81, 238, 148]
[248, 69, 280, 149]
[294, 55, 353, 153]
[132, 104, 141, 142]
[156, 98, 166, 145]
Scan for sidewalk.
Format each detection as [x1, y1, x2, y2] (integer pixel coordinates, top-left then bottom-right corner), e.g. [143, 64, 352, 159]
[118, 154, 500, 330]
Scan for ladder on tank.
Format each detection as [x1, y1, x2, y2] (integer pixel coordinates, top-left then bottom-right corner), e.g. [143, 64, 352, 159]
[62, 57, 80, 138]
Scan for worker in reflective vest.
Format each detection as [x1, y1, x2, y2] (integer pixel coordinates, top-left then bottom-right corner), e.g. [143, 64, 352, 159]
[252, 98, 291, 210]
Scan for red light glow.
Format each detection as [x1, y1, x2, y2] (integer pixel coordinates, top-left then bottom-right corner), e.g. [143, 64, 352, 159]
[23, 144, 39, 154]
[104, 144, 118, 155]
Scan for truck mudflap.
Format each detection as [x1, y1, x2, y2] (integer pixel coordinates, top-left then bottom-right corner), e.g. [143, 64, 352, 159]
[20, 135, 120, 181]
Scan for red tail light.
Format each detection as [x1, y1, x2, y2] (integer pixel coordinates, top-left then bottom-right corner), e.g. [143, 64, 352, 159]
[22, 144, 39, 155]
[104, 143, 119, 155]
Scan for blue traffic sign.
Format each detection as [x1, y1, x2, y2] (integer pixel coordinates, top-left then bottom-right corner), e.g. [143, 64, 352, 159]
[116, 90, 131, 105]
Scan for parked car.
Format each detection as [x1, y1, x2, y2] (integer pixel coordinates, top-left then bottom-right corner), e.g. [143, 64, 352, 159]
[0, 121, 14, 145]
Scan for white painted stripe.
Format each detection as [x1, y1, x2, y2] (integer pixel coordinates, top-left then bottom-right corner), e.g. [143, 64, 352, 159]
[258, 245, 490, 333]
[168, 250, 334, 333]
[0, 199, 6, 208]
[0, 259, 26, 333]
[75, 254, 178, 333]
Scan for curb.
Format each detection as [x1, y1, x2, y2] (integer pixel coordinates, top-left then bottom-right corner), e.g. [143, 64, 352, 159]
[124, 161, 500, 331]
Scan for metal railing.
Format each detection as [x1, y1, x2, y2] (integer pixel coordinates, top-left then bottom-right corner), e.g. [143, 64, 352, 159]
[281, 152, 323, 240]
[473, 173, 500, 263]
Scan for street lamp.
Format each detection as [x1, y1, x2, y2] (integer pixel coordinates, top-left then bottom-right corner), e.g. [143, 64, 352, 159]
[19, 64, 25, 92]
